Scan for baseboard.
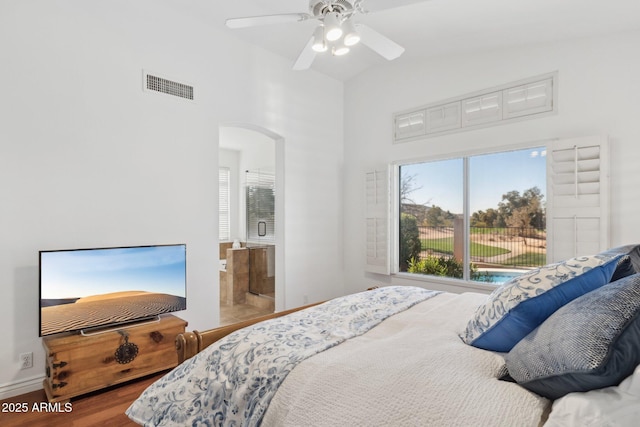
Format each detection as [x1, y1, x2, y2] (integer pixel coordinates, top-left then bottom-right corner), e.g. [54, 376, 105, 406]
[0, 374, 45, 400]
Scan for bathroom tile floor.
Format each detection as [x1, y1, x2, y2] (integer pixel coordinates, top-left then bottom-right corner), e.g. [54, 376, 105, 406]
[220, 302, 274, 326]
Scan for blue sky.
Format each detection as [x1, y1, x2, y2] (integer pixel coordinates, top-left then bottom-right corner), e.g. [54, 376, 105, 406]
[40, 245, 186, 299]
[401, 147, 546, 214]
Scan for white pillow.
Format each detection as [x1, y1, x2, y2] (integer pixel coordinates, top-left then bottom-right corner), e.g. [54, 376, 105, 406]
[544, 364, 640, 427]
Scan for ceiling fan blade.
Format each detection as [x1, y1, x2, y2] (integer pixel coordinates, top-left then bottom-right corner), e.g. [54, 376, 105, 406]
[356, 23, 405, 60]
[360, 0, 427, 13]
[226, 13, 311, 29]
[292, 36, 317, 71]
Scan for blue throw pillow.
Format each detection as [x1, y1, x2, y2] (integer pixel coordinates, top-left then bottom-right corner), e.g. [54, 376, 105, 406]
[505, 273, 640, 399]
[461, 252, 624, 352]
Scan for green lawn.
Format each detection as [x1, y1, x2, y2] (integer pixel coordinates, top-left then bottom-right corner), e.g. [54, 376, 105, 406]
[421, 238, 510, 257]
[470, 227, 545, 239]
[501, 252, 546, 267]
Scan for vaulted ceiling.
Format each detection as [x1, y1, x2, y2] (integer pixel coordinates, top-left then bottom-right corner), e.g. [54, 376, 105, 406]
[194, 0, 640, 81]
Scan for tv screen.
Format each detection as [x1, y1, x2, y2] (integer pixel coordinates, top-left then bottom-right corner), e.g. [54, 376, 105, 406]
[39, 244, 187, 337]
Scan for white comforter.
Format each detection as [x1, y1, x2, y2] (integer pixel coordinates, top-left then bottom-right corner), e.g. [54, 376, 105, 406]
[127, 286, 440, 426]
[262, 292, 549, 427]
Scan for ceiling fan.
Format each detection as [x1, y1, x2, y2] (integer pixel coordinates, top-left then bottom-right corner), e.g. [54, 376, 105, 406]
[225, 0, 406, 70]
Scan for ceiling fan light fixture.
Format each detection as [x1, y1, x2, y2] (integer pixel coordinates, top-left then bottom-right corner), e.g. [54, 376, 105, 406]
[324, 12, 343, 42]
[342, 19, 360, 46]
[311, 25, 328, 52]
[332, 43, 350, 57]
[225, 1, 407, 71]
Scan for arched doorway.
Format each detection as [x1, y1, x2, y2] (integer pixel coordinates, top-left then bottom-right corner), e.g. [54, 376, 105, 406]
[218, 124, 284, 325]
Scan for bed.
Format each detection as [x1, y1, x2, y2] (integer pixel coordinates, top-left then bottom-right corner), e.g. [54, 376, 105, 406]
[126, 245, 640, 427]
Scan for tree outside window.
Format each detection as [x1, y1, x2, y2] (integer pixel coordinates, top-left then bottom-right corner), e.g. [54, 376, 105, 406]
[399, 147, 546, 284]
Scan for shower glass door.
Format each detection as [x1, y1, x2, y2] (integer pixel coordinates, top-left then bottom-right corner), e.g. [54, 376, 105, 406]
[246, 170, 275, 296]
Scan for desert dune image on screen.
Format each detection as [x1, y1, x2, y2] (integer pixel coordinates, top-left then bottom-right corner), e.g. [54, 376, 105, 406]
[40, 245, 186, 336]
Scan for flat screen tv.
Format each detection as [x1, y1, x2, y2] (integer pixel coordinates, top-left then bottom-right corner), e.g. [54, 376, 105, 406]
[39, 244, 187, 337]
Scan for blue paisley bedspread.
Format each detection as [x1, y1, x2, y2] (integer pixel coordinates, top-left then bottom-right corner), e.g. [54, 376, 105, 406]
[126, 286, 440, 427]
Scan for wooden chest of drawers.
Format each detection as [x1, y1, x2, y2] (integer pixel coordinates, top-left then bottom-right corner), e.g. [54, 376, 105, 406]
[42, 315, 187, 402]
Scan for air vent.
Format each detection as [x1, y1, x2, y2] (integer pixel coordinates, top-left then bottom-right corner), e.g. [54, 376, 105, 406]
[144, 72, 194, 100]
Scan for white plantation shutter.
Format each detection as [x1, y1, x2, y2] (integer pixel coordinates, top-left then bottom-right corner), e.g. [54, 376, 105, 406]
[461, 91, 502, 127]
[219, 167, 230, 241]
[427, 102, 461, 133]
[394, 110, 426, 140]
[503, 78, 553, 119]
[393, 73, 556, 142]
[365, 168, 390, 274]
[548, 136, 610, 262]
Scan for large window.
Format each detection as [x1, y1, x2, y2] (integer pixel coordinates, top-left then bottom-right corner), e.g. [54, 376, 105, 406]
[399, 147, 547, 284]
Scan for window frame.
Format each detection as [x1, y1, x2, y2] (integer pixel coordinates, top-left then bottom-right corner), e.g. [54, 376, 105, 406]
[390, 140, 551, 289]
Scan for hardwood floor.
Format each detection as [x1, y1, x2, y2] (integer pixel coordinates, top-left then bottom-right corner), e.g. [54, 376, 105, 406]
[0, 371, 167, 427]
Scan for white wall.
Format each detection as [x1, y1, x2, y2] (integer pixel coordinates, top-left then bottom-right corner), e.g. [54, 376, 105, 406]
[343, 30, 640, 295]
[0, 0, 344, 397]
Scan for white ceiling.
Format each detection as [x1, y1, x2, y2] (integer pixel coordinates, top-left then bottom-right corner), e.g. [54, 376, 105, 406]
[198, 0, 640, 81]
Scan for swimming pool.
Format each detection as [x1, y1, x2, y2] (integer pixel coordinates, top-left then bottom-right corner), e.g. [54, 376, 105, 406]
[474, 269, 528, 284]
